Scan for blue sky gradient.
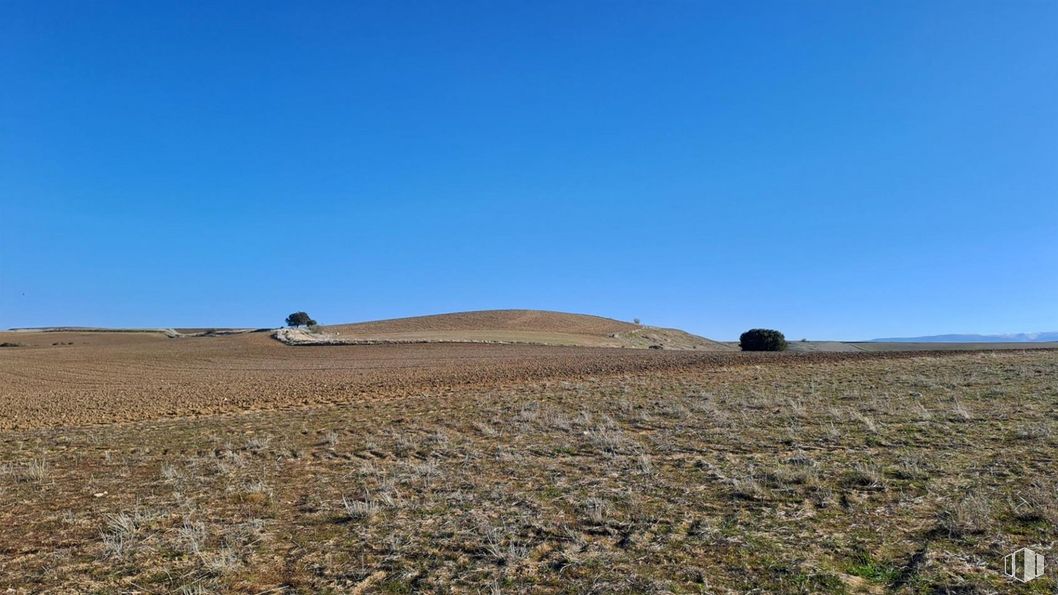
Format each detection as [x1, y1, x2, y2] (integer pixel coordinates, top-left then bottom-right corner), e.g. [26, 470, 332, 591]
[2, 1, 1055, 339]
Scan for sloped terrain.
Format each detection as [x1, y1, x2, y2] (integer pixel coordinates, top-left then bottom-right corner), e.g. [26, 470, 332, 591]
[327, 310, 634, 337]
[283, 309, 730, 350]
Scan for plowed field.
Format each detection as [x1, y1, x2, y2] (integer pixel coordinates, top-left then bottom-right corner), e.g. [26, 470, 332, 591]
[1, 330, 1057, 592]
[1, 329, 1048, 430]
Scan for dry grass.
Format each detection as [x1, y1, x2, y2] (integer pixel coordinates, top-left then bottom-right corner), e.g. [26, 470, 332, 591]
[0, 349, 1056, 592]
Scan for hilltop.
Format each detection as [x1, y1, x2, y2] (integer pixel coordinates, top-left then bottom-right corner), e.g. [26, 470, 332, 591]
[275, 309, 730, 350]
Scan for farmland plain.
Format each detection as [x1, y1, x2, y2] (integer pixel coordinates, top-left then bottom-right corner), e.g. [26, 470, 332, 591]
[0, 319, 1056, 592]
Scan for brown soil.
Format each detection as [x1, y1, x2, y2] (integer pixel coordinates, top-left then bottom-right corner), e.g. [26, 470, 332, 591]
[325, 309, 638, 336]
[1, 329, 1047, 431]
[1, 349, 1056, 592]
[308, 309, 730, 349]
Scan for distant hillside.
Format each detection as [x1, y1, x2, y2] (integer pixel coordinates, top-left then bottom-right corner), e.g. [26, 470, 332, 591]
[871, 332, 1058, 343]
[276, 309, 731, 350]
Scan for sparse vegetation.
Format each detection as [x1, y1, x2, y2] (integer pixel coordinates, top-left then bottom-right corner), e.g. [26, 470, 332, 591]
[739, 328, 788, 351]
[0, 321, 1055, 592]
[938, 492, 994, 537]
[5, 458, 50, 483]
[0, 349, 1054, 591]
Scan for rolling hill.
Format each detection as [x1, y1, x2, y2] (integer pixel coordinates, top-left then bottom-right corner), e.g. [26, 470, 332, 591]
[275, 309, 731, 350]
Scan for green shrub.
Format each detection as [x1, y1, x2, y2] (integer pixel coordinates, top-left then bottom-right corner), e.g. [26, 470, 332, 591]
[739, 329, 787, 352]
[285, 312, 313, 328]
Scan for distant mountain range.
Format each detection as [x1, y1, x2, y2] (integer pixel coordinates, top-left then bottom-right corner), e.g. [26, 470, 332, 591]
[871, 332, 1058, 343]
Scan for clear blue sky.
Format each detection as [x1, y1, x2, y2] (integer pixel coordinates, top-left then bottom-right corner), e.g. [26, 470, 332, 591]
[2, 1, 1055, 340]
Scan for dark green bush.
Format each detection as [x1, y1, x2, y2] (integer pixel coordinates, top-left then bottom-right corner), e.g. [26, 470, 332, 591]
[739, 329, 787, 351]
[285, 311, 313, 328]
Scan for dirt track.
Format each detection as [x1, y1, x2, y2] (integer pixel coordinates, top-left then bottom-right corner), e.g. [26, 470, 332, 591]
[0, 330, 1051, 430]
